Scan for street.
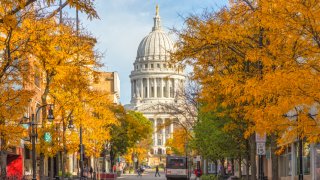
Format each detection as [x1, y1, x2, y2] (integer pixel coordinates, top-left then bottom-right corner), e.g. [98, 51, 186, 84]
[119, 170, 196, 180]
[119, 170, 166, 180]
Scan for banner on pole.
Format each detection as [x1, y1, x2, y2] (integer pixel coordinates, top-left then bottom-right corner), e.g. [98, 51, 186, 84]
[255, 133, 266, 143]
[257, 142, 266, 155]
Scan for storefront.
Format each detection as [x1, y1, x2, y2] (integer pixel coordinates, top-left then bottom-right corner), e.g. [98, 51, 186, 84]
[279, 141, 313, 180]
[6, 147, 23, 179]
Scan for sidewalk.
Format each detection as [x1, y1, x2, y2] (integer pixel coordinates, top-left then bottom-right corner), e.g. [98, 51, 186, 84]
[190, 174, 197, 180]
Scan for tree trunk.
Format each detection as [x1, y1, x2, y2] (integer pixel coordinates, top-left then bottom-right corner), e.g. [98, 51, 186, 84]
[61, 151, 65, 178]
[61, 141, 65, 178]
[238, 156, 242, 178]
[250, 134, 257, 180]
[214, 160, 218, 174]
[50, 157, 54, 180]
[0, 151, 7, 180]
[102, 147, 106, 172]
[271, 134, 279, 180]
[205, 159, 208, 175]
[40, 153, 45, 180]
[55, 154, 59, 177]
[246, 157, 250, 180]
[220, 158, 225, 176]
[246, 139, 250, 180]
[110, 149, 115, 172]
[61, 112, 66, 178]
[231, 158, 234, 175]
[40, 72, 51, 180]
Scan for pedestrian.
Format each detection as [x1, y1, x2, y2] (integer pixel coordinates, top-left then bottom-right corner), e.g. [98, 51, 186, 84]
[137, 166, 142, 178]
[155, 165, 160, 177]
[89, 166, 93, 179]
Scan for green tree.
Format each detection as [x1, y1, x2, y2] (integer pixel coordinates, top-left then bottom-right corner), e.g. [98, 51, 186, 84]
[192, 109, 247, 176]
[108, 106, 152, 171]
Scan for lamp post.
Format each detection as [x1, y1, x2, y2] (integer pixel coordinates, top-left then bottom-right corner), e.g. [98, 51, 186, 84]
[284, 109, 302, 180]
[26, 104, 54, 180]
[185, 141, 189, 180]
[67, 115, 84, 178]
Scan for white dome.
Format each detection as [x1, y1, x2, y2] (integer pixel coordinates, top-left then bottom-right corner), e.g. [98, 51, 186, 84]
[136, 7, 174, 61]
[136, 30, 174, 60]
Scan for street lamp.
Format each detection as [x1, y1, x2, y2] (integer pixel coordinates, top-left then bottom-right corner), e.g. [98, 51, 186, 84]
[67, 115, 84, 178]
[22, 104, 54, 180]
[283, 107, 303, 180]
[283, 109, 318, 180]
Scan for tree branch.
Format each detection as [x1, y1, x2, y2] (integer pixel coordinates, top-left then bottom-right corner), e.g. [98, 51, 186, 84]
[0, 0, 37, 24]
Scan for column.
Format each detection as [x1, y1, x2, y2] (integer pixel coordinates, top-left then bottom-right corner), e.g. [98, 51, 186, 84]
[170, 122, 174, 138]
[162, 119, 166, 147]
[131, 80, 133, 98]
[147, 78, 150, 98]
[167, 79, 170, 98]
[154, 119, 157, 146]
[173, 79, 176, 97]
[140, 79, 143, 98]
[154, 78, 157, 98]
[134, 80, 137, 97]
[160, 78, 163, 98]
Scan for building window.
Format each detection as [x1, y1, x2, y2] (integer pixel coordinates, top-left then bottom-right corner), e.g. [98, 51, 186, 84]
[24, 145, 30, 159]
[145, 87, 148, 98]
[296, 141, 310, 175]
[280, 146, 292, 177]
[151, 64, 154, 68]
[143, 78, 147, 98]
[158, 139, 162, 146]
[151, 87, 154, 97]
[163, 64, 166, 68]
[158, 148, 162, 155]
[136, 65, 138, 70]
[150, 149, 154, 155]
[157, 64, 160, 68]
[145, 64, 148, 68]
[163, 86, 168, 98]
[314, 144, 320, 179]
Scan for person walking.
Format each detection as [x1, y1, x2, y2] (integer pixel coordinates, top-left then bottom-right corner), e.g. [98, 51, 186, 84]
[89, 166, 93, 179]
[155, 165, 160, 177]
[137, 166, 142, 178]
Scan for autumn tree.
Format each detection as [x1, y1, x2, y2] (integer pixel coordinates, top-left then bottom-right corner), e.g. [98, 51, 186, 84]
[0, 4, 36, 178]
[172, 0, 320, 179]
[0, 0, 98, 24]
[166, 127, 191, 156]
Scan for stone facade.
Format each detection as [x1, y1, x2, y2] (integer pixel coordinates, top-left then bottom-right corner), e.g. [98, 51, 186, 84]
[92, 71, 120, 104]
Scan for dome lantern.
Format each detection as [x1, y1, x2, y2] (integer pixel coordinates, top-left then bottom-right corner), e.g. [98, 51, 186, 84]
[136, 5, 174, 61]
[152, 4, 161, 31]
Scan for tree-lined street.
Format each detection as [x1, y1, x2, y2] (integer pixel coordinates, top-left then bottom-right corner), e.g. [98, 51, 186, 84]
[1, 0, 320, 179]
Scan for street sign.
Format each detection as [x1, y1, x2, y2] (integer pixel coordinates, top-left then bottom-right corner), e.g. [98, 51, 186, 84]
[196, 155, 201, 161]
[255, 133, 266, 143]
[44, 132, 52, 143]
[256, 142, 266, 155]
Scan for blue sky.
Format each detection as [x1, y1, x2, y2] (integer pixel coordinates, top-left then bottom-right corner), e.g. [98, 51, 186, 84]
[75, 0, 228, 104]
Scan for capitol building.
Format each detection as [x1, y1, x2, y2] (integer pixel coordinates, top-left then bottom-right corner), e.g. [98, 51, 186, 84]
[125, 5, 185, 165]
